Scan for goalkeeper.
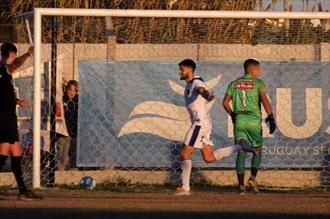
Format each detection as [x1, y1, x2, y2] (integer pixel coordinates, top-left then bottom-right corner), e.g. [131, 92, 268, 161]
[222, 59, 276, 195]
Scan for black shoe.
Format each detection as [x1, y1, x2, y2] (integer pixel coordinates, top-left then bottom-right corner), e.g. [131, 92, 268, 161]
[0, 190, 8, 200]
[18, 190, 43, 200]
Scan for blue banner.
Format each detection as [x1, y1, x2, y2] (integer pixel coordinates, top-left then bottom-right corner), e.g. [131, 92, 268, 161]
[77, 61, 330, 168]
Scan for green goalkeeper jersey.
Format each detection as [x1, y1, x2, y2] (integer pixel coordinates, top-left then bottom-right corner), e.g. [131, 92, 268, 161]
[226, 74, 266, 121]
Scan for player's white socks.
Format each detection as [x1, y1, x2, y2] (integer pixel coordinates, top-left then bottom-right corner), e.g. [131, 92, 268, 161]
[213, 145, 241, 160]
[181, 160, 192, 191]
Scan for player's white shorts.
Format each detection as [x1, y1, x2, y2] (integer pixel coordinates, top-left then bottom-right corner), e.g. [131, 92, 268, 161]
[183, 123, 213, 149]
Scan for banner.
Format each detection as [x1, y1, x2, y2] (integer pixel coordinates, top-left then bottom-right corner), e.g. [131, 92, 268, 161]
[78, 61, 330, 168]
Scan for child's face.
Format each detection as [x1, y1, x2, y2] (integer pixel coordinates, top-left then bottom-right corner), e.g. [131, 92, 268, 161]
[66, 85, 78, 99]
[6, 52, 17, 65]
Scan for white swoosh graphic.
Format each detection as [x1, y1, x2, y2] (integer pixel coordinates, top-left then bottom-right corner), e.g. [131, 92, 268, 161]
[129, 101, 189, 121]
[118, 117, 190, 141]
[119, 100, 215, 140]
[118, 75, 221, 140]
[129, 100, 215, 119]
[168, 80, 185, 96]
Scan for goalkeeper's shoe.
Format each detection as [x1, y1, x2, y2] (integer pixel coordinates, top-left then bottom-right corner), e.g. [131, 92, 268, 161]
[174, 186, 191, 196]
[238, 185, 246, 196]
[247, 178, 259, 194]
[0, 190, 8, 200]
[0, 194, 6, 200]
[18, 190, 43, 201]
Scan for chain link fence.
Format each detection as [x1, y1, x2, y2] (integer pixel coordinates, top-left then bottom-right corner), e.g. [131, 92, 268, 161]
[0, 14, 329, 189]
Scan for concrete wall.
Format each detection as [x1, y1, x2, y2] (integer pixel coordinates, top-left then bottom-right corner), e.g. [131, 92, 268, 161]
[12, 42, 330, 80]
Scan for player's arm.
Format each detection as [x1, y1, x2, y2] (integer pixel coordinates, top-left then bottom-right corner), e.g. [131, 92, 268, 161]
[259, 83, 276, 134]
[223, 82, 235, 122]
[197, 87, 215, 101]
[8, 46, 33, 74]
[260, 93, 272, 116]
[222, 94, 235, 123]
[222, 94, 233, 115]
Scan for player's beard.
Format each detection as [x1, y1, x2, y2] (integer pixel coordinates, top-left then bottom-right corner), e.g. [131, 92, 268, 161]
[180, 75, 188, 80]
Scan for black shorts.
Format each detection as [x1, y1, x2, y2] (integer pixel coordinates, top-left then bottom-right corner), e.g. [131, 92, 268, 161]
[0, 113, 19, 144]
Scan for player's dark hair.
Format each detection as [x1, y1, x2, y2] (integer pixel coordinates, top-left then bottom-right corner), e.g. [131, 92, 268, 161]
[1, 43, 17, 58]
[244, 59, 259, 72]
[179, 59, 196, 72]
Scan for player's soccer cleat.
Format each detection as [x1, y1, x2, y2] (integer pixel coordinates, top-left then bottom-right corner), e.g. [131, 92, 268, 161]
[18, 190, 43, 201]
[248, 178, 259, 194]
[238, 185, 246, 195]
[174, 186, 191, 196]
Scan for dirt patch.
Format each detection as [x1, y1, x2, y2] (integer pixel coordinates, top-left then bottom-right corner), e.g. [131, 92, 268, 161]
[0, 189, 329, 219]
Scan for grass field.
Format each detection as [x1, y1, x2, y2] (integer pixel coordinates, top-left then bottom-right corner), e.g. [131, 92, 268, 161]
[0, 185, 329, 219]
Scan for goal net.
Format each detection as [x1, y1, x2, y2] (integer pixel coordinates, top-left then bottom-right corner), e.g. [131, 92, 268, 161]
[2, 9, 329, 190]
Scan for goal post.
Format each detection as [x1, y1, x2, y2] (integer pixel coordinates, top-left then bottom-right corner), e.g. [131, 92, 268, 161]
[29, 8, 330, 189]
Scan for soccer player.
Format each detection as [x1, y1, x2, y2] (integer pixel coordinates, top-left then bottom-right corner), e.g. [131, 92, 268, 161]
[0, 43, 42, 200]
[175, 59, 254, 196]
[222, 59, 276, 195]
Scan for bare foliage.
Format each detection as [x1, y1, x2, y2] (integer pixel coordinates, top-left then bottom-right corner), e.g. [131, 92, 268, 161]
[1, 0, 329, 44]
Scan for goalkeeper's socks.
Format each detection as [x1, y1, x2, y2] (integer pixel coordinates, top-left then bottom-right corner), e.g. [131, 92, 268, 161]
[213, 145, 240, 160]
[11, 156, 28, 193]
[181, 160, 192, 191]
[250, 167, 258, 179]
[0, 155, 8, 170]
[237, 174, 245, 186]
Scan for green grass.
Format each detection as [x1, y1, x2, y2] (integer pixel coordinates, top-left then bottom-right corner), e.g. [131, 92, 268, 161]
[55, 177, 330, 194]
[1, 176, 329, 194]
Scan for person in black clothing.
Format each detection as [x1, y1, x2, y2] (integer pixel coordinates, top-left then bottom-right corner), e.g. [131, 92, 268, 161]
[56, 79, 79, 170]
[0, 43, 42, 200]
[64, 80, 79, 168]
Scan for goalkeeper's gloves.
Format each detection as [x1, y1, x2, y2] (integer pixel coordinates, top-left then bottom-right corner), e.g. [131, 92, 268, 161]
[265, 114, 276, 134]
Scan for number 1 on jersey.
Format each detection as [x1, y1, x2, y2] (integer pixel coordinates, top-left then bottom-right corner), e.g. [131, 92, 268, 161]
[241, 90, 247, 107]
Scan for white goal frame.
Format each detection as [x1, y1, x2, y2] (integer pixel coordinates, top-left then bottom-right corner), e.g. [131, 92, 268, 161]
[32, 8, 330, 188]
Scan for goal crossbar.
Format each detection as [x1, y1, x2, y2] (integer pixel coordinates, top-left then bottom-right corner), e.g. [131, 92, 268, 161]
[34, 8, 330, 19]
